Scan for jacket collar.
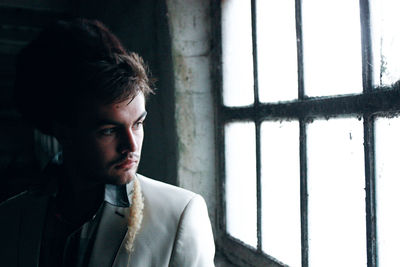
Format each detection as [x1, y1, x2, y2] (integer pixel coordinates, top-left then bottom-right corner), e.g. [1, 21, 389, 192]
[17, 194, 131, 267]
[88, 203, 130, 267]
[104, 180, 134, 207]
[18, 156, 134, 267]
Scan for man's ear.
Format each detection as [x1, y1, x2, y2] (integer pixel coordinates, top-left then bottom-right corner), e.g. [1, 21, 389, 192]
[52, 122, 73, 147]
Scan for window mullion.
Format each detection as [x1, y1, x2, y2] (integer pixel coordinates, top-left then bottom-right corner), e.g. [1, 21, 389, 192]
[295, 0, 305, 100]
[364, 116, 377, 267]
[359, 0, 377, 266]
[255, 120, 262, 251]
[300, 119, 309, 267]
[251, 0, 259, 105]
[296, 0, 308, 264]
[251, 0, 262, 252]
[359, 0, 374, 92]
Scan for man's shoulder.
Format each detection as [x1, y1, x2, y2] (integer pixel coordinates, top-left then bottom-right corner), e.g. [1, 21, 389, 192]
[1, 165, 58, 212]
[136, 174, 201, 214]
[1, 191, 32, 208]
[137, 174, 197, 199]
[0, 189, 50, 215]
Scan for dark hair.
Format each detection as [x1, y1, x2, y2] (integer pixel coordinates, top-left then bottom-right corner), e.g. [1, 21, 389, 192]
[14, 18, 154, 136]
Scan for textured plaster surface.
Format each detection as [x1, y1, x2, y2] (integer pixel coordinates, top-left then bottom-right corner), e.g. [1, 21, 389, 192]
[166, 0, 217, 231]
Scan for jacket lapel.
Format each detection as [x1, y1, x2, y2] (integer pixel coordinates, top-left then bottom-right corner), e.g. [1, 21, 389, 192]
[88, 203, 129, 267]
[18, 195, 49, 267]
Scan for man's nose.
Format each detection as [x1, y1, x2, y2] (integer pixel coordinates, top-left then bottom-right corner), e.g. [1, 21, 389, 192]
[119, 129, 138, 153]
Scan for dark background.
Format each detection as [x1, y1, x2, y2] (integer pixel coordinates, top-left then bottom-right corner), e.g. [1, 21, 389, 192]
[0, 0, 178, 202]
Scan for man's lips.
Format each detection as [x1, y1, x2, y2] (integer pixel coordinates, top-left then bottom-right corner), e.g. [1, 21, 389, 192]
[115, 159, 137, 169]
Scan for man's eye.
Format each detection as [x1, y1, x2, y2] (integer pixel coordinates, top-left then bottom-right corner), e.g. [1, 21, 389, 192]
[99, 128, 116, 136]
[133, 121, 144, 130]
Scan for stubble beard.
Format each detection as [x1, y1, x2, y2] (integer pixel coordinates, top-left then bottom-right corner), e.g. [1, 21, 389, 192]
[106, 154, 140, 185]
[108, 166, 137, 185]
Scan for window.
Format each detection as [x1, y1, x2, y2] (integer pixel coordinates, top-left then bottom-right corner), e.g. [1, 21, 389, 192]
[216, 0, 400, 266]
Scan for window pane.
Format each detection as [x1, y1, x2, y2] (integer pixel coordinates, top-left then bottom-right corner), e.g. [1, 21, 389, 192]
[302, 0, 363, 97]
[375, 117, 400, 267]
[221, 0, 254, 107]
[225, 122, 257, 247]
[307, 118, 366, 267]
[371, 0, 400, 87]
[256, 0, 298, 103]
[261, 120, 301, 267]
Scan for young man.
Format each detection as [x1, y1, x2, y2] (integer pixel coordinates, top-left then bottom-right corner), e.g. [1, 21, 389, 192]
[0, 19, 215, 267]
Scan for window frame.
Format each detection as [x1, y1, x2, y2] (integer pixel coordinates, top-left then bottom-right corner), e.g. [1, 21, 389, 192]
[214, 0, 400, 266]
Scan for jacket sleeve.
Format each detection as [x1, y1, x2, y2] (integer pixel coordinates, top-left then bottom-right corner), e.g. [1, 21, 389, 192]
[169, 194, 215, 267]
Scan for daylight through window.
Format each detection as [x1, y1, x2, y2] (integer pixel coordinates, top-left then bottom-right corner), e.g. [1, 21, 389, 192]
[218, 0, 400, 266]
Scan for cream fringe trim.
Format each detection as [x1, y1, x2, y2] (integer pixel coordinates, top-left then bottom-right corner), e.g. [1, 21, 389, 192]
[125, 175, 144, 253]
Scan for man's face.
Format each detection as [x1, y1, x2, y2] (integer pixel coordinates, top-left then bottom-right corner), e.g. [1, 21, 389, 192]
[69, 93, 146, 185]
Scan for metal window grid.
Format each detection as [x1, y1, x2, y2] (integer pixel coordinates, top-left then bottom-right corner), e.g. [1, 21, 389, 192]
[214, 0, 400, 266]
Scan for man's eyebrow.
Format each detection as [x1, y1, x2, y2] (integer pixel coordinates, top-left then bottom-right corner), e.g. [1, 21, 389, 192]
[136, 111, 148, 122]
[95, 111, 148, 127]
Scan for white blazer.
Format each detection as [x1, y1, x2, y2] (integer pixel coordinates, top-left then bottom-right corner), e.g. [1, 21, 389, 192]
[0, 174, 215, 267]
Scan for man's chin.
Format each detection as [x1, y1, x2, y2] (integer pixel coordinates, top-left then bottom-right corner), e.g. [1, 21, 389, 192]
[106, 169, 136, 185]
